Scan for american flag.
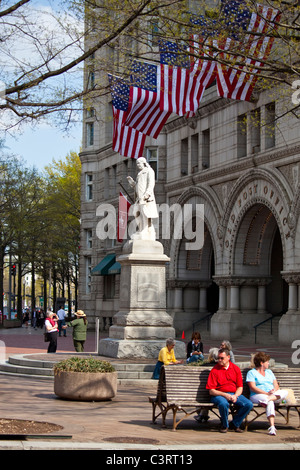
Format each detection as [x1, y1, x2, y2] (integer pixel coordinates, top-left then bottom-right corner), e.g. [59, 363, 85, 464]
[159, 31, 216, 117]
[159, 39, 193, 116]
[216, 0, 280, 101]
[125, 60, 171, 138]
[187, 15, 219, 115]
[108, 74, 146, 159]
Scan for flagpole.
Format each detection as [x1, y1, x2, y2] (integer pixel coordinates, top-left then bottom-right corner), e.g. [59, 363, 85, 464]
[118, 182, 134, 204]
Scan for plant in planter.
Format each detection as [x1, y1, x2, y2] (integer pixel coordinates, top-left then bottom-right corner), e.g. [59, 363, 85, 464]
[187, 359, 212, 367]
[53, 356, 117, 401]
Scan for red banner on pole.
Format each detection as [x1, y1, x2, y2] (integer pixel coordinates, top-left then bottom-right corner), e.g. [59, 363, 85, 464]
[118, 191, 131, 242]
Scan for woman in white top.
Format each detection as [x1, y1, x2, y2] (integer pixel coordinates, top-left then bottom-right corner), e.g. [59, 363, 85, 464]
[45, 311, 59, 353]
[246, 351, 288, 435]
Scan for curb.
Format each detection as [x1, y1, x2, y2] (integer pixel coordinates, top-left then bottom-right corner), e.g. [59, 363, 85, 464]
[0, 441, 300, 451]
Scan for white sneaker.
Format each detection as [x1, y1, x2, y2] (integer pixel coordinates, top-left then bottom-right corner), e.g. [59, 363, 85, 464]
[268, 425, 276, 435]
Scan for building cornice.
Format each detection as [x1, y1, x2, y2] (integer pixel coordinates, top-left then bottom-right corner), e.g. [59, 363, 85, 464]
[163, 93, 233, 134]
[165, 144, 300, 194]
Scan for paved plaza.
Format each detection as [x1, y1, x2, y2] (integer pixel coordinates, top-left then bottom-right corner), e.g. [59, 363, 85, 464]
[0, 325, 300, 451]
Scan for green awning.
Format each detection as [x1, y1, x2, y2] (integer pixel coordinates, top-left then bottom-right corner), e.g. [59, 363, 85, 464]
[91, 254, 116, 276]
[108, 261, 121, 275]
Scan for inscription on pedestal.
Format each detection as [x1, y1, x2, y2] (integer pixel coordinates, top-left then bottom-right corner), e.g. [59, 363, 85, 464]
[137, 273, 159, 303]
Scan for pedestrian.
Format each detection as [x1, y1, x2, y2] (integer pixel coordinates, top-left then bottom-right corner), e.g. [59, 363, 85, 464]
[31, 310, 37, 329]
[57, 306, 67, 337]
[206, 347, 253, 432]
[39, 310, 45, 328]
[45, 311, 59, 353]
[63, 310, 88, 352]
[23, 310, 29, 328]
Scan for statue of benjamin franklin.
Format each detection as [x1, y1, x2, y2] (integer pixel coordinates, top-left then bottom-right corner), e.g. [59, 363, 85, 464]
[127, 157, 158, 240]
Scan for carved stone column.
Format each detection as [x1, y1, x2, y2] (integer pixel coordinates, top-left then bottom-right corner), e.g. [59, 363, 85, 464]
[279, 272, 300, 344]
[198, 281, 212, 314]
[211, 276, 271, 340]
[213, 276, 232, 313]
[230, 286, 240, 312]
[281, 272, 300, 314]
[199, 286, 207, 313]
[256, 278, 272, 314]
[174, 287, 183, 310]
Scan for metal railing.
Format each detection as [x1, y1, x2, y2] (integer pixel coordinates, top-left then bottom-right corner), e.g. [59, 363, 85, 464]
[192, 312, 214, 332]
[253, 313, 283, 344]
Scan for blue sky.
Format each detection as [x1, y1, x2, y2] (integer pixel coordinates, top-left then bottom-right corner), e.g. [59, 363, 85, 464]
[4, 122, 82, 171]
[1, 0, 83, 171]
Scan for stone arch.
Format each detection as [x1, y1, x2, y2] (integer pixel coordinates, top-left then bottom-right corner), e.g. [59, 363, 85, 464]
[221, 168, 294, 274]
[167, 185, 222, 280]
[165, 185, 222, 333]
[289, 184, 300, 268]
[233, 203, 278, 276]
[233, 203, 287, 315]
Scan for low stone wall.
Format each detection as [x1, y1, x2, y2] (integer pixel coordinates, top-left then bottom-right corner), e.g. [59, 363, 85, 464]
[2, 319, 22, 328]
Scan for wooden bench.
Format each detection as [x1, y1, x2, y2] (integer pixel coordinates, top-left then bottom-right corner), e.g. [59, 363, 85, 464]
[149, 365, 300, 431]
[149, 365, 226, 431]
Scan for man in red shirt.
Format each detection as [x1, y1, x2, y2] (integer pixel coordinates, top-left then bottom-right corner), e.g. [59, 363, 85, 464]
[206, 347, 253, 432]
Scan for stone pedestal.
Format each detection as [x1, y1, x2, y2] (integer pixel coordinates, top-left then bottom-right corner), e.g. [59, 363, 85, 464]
[99, 240, 186, 359]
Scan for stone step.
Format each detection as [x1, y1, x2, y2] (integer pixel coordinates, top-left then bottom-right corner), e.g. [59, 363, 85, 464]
[0, 354, 156, 382]
[0, 352, 288, 384]
[241, 317, 280, 345]
[0, 361, 53, 377]
[185, 316, 281, 346]
[8, 355, 156, 372]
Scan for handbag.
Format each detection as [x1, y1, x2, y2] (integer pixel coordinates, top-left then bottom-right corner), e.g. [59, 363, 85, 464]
[284, 388, 296, 404]
[44, 332, 50, 342]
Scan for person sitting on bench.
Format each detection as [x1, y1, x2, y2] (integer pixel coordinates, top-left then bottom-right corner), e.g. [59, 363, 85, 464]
[206, 347, 253, 433]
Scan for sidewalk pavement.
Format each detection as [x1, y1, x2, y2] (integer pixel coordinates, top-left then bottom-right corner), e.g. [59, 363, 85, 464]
[0, 325, 300, 451]
[1, 323, 298, 365]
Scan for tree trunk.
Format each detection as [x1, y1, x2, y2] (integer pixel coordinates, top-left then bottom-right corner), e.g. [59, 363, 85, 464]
[17, 259, 22, 320]
[0, 245, 5, 324]
[31, 261, 35, 316]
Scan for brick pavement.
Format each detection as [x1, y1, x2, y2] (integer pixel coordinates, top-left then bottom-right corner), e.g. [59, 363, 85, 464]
[0, 325, 300, 450]
[0, 324, 98, 358]
[0, 373, 300, 451]
[1, 323, 298, 366]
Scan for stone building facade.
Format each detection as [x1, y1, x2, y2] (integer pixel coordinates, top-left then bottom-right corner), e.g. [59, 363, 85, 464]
[79, 51, 300, 344]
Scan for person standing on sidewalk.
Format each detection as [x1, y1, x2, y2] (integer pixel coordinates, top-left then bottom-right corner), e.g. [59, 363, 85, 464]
[206, 347, 253, 432]
[63, 310, 88, 352]
[45, 311, 59, 353]
[57, 307, 67, 337]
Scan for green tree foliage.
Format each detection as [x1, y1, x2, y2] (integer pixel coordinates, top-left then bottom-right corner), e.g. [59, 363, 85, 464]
[43, 151, 81, 312]
[0, 151, 81, 320]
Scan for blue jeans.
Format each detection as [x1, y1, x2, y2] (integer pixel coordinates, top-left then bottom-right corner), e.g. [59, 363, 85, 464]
[210, 393, 253, 428]
[58, 319, 66, 336]
[186, 354, 204, 363]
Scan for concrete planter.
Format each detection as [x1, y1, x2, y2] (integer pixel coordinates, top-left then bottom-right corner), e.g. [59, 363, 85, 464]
[54, 370, 118, 401]
[3, 319, 22, 328]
